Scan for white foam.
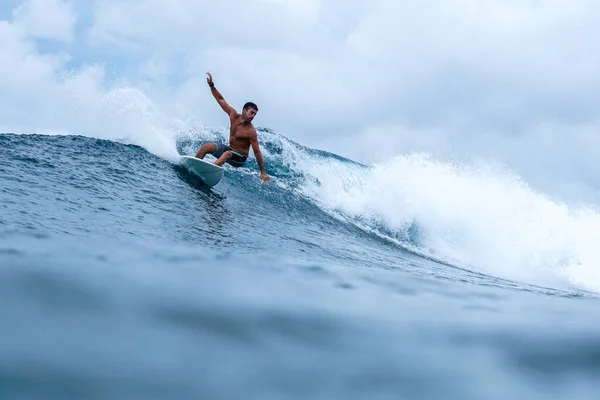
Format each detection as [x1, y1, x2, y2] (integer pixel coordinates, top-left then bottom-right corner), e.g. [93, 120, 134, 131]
[4, 67, 192, 162]
[60, 80, 186, 161]
[292, 150, 600, 293]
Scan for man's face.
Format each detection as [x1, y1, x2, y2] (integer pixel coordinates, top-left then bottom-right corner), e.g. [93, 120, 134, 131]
[243, 108, 257, 122]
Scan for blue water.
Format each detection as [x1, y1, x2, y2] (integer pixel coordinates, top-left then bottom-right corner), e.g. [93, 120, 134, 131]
[1, 131, 600, 399]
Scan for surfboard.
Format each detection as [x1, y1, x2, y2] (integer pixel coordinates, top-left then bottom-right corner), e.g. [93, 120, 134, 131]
[180, 156, 224, 187]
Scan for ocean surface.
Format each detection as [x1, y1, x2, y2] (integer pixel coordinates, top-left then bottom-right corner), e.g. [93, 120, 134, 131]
[1, 128, 600, 400]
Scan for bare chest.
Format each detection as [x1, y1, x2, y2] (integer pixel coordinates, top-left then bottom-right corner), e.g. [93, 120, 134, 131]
[229, 121, 254, 139]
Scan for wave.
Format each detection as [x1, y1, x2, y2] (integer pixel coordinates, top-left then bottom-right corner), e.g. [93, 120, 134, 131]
[286, 151, 600, 293]
[5, 86, 600, 294]
[175, 126, 600, 293]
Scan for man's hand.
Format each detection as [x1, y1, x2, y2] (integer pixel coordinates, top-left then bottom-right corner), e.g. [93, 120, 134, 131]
[260, 171, 271, 183]
[206, 72, 234, 114]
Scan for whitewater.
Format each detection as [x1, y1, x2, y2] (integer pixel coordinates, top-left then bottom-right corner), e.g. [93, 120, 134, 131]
[2, 86, 600, 399]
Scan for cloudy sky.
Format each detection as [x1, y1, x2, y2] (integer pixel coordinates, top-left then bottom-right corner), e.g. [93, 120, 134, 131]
[2, 0, 600, 203]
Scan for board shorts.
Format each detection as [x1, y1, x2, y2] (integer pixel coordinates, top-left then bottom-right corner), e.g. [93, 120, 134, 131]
[213, 143, 248, 167]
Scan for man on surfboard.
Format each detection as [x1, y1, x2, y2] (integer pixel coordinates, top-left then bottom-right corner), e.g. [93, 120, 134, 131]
[195, 72, 271, 183]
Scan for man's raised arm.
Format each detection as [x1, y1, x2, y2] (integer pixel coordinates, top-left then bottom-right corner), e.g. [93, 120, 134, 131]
[206, 72, 235, 116]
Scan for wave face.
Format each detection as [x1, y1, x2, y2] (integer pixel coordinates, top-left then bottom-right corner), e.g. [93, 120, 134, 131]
[294, 150, 600, 293]
[1, 130, 600, 400]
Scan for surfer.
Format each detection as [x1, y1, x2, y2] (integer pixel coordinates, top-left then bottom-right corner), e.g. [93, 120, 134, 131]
[195, 72, 271, 183]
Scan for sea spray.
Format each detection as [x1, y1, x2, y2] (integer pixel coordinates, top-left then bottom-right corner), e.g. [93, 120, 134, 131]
[292, 151, 600, 292]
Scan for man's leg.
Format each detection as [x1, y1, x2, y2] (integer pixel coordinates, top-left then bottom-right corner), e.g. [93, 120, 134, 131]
[195, 143, 217, 159]
[214, 151, 232, 166]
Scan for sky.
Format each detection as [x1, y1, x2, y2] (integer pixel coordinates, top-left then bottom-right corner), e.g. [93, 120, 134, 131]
[2, 0, 600, 204]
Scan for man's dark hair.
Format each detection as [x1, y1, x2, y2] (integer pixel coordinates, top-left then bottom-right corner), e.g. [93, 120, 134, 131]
[243, 102, 258, 111]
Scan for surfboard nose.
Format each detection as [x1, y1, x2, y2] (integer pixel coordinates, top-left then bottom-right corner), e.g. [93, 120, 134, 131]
[180, 156, 224, 187]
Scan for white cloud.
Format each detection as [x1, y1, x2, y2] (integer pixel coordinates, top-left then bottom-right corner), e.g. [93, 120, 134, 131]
[87, 0, 327, 54]
[13, 0, 77, 42]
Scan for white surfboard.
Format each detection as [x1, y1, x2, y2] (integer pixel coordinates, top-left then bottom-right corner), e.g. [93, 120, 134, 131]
[180, 156, 224, 187]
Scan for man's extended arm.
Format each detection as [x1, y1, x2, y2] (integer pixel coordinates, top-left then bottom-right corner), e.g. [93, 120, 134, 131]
[206, 72, 235, 116]
[250, 133, 271, 183]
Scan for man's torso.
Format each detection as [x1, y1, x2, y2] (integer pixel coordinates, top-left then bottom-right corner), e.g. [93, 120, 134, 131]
[228, 114, 255, 155]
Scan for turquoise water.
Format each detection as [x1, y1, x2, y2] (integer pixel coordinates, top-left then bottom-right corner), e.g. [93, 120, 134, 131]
[1, 131, 599, 399]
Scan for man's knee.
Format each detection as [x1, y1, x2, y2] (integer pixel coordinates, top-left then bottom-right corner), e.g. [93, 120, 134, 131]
[195, 142, 217, 159]
[204, 143, 217, 153]
[214, 150, 233, 167]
